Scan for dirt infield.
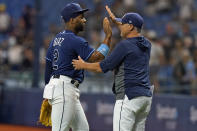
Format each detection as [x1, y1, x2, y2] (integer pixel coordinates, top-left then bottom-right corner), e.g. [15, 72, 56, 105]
[0, 124, 51, 131]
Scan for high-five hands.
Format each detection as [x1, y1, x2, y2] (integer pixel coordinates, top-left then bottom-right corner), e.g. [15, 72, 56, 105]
[105, 5, 121, 25]
[103, 17, 112, 37]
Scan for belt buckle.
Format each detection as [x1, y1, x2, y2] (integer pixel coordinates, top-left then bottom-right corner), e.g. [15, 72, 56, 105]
[71, 79, 79, 88]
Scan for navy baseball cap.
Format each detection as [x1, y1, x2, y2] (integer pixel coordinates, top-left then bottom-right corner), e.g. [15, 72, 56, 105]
[61, 3, 89, 22]
[115, 13, 144, 29]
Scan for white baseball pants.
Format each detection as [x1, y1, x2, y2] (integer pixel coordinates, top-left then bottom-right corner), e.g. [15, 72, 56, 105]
[113, 95, 152, 131]
[48, 75, 89, 131]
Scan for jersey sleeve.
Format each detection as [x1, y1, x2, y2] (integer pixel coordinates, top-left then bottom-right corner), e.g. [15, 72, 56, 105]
[45, 60, 52, 85]
[74, 38, 95, 61]
[45, 41, 53, 62]
[45, 41, 53, 84]
[100, 42, 128, 73]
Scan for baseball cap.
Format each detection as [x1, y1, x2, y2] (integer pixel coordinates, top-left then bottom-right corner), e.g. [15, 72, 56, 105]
[115, 13, 144, 29]
[61, 3, 89, 22]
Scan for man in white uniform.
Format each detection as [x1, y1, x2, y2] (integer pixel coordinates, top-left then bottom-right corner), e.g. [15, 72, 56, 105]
[44, 3, 112, 131]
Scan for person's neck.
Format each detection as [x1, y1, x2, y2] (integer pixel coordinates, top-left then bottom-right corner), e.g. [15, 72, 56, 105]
[65, 26, 78, 35]
[126, 32, 140, 38]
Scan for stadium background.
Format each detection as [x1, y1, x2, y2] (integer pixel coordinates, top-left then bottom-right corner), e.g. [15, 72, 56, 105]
[0, 0, 197, 130]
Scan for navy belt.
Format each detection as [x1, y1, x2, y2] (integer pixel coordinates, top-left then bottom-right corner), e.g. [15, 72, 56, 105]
[53, 75, 79, 88]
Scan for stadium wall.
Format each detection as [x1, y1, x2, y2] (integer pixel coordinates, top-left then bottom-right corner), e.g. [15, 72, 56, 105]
[0, 87, 197, 131]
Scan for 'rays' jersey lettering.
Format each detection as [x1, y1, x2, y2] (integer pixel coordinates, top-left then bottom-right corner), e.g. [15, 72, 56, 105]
[46, 30, 95, 83]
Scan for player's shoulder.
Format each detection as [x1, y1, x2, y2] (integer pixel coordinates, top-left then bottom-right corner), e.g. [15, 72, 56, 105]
[56, 30, 73, 38]
[73, 35, 87, 44]
[111, 40, 128, 53]
[144, 37, 152, 47]
[59, 31, 87, 44]
[115, 39, 136, 53]
[119, 39, 130, 45]
[116, 39, 129, 48]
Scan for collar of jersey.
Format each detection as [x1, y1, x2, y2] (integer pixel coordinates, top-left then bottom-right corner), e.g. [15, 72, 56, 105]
[65, 30, 74, 34]
[61, 30, 74, 34]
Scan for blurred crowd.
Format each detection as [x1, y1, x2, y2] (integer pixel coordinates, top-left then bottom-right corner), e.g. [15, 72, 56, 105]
[0, 0, 197, 95]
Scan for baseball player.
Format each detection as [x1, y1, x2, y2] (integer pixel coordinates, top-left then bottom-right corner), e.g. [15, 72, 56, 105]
[72, 6, 153, 131]
[44, 3, 112, 131]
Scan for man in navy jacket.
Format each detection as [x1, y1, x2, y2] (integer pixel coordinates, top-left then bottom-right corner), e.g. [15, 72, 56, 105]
[72, 6, 153, 131]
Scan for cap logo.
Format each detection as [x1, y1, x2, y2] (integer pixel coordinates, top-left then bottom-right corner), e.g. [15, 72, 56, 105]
[129, 20, 132, 24]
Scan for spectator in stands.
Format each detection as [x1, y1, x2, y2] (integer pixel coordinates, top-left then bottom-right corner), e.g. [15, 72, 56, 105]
[0, 3, 11, 34]
[21, 5, 35, 33]
[14, 17, 26, 44]
[7, 41, 23, 71]
[177, 0, 194, 21]
[147, 30, 164, 92]
[156, 0, 173, 13]
[171, 38, 184, 64]
[173, 49, 196, 94]
[22, 46, 33, 70]
[0, 40, 9, 73]
[181, 23, 194, 38]
[157, 53, 175, 93]
[123, 0, 137, 12]
[162, 22, 179, 62]
[144, 0, 157, 16]
[183, 36, 194, 51]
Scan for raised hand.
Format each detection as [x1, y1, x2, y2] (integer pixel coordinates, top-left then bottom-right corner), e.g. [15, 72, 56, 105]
[72, 56, 85, 70]
[105, 5, 121, 25]
[103, 17, 112, 37]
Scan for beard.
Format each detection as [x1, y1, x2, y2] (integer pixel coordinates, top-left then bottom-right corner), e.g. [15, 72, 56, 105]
[75, 22, 84, 33]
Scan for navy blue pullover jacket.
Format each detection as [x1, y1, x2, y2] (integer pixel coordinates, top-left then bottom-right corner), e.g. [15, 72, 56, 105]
[100, 36, 152, 100]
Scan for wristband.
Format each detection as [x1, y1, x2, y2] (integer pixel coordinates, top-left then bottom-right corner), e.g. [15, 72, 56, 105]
[96, 44, 109, 57]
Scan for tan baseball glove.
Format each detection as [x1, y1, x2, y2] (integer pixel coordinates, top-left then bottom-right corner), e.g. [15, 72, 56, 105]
[38, 99, 52, 126]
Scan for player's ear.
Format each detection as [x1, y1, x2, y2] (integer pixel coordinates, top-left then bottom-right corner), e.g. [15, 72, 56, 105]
[129, 24, 134, 31]
[70, 18, 75, 24]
